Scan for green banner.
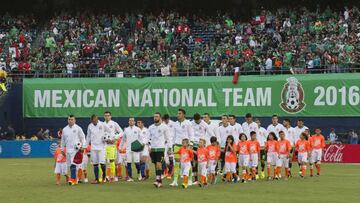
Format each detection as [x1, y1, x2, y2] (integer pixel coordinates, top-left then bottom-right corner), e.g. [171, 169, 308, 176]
[23, 73, 360, 118]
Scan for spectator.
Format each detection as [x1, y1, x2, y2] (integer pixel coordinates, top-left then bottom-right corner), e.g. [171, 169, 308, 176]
[349, 130, 359, 144]
[328, 128, 337, 144]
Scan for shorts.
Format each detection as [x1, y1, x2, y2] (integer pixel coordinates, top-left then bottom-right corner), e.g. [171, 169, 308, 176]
[224, 162, 236, 173]
[267, 152, 278, 166]
[198, 162, 207, 176]
[276, 154, 289, 168]
[180, 162, 192, 176]
[141, 145, 150, 157]
[54, 162, 67, 175]
[207, 160, 217, 174]
[91, 149, 106, 165]
[126, 151, 140, 163]
[106, 145, 116, 160]
[116, 152, 126, 165]
[298, 152, 308, 164]
[79, 154, 89, 170]
[173, 145, 181, 160]
[66, 151, 77, 166]
[238, 154, 250, 167]
[310, 149, 322, 163]
[150, 151, 164, 163]
[249, 153, 258, 168]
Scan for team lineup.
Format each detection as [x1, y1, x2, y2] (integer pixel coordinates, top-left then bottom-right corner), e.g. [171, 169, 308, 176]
[55, 109, 325, 188]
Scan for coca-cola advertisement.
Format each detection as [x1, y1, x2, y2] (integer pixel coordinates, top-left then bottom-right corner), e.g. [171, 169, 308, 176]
[322, 144, 360, 163]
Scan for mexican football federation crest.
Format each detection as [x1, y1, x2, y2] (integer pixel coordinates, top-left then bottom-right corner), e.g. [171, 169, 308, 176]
[280, 77, 305, 113]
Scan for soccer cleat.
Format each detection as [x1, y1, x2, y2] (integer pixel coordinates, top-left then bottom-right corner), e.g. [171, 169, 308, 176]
[256, 175, 259, 180]
[127, 178, 134, 182]
[167, 175, 172, 180]
[91, 180, 100, 184]
[84, 178, 89, 183]
[56, 181, 60, 186]
[182, 183, 188, 189]
[192, 181, 199, 186]
[169, 181, 178, 187]
[316, 173, 320, 177]
[260, 172, 265, 179]
[114, 177, 118, 182]
[138, 175, 142, 181]
[188, 179, 193, 186]
[233, 177, 238, 183]
[157, 183, 163, 188]
[267, 176, 272, 181]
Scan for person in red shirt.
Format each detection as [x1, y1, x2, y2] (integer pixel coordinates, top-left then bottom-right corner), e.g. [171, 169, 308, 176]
[238, 133, 250, 183]
[195, 138, 208, 187]
[277, 131, 292, 179]
[224, 135, 238, 183]
[176, 138, 193, 189]
[54, 140, 69, 185]
[206, 136, 220, 184]
[265, 132, 279, 180]
[295, 132, 311, 178]
[248, 131, 260, 181]
[309, 129, 326, 176]
[78, 145, 91, 183]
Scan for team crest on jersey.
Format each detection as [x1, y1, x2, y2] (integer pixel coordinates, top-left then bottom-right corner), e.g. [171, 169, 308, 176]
[158, 130, 161, 133]
[99, 126, 102, 130]
[73, 130, 76, 133]
[110, 125, 113, 128]
[226, 130, 229, 134]
[182, 125, 185, 129]
[280, 77, 305, 114]
[199, 127, 202, 130]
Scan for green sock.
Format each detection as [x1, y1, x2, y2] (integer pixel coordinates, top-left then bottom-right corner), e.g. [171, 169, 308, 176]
[173, 162, 180, 183]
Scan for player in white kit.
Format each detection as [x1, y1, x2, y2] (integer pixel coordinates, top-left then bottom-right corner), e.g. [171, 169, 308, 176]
[255, 118, 267, 179]
[120, 117, 143, 182]
[242, 113, 259, 137]
[202, 113, 220, 146]
[282, 118, 297, 176]
[103, 111, 123, 182]
[217, 115, 234, 174]
[137, 119, 150, 180]
[61, 115, 86, 185]
[162, 114, 175, 179]
[86, 115, 111, 184]
[267, 114, 287, 139]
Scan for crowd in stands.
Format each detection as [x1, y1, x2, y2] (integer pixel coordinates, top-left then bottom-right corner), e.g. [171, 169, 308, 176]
[0, 6, 360, 78]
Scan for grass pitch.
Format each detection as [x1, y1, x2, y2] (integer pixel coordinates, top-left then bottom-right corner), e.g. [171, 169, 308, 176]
[0, 158, 359, 203]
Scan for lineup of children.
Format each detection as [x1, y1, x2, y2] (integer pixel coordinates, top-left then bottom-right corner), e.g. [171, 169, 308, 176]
[54, 129, 325, 188]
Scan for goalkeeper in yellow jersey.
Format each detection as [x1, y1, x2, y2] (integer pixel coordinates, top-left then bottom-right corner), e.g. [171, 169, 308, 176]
[103, 111, 124, 182]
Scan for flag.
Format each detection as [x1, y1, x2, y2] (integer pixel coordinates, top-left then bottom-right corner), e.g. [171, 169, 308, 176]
[232, 67, 240, 84]
[73, 151, 84, 164]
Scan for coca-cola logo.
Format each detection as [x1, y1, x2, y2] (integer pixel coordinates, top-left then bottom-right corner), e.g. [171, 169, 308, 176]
[323, 145, 344, 162]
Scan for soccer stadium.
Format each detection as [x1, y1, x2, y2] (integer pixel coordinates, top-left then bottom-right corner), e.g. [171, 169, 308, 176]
[0, 0, 360, 202]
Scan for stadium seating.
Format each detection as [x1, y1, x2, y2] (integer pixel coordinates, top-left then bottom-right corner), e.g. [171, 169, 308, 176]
[0, 7, 359, 78]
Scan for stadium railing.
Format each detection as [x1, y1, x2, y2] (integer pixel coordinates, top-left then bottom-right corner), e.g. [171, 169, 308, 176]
[3, 65, 360, 80]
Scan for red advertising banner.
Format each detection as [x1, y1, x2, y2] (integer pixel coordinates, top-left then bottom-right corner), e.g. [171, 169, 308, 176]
[322, 144, 360, 163]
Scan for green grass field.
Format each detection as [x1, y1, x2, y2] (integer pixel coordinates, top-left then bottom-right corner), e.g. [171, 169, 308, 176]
[0, 159, 359, 203]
